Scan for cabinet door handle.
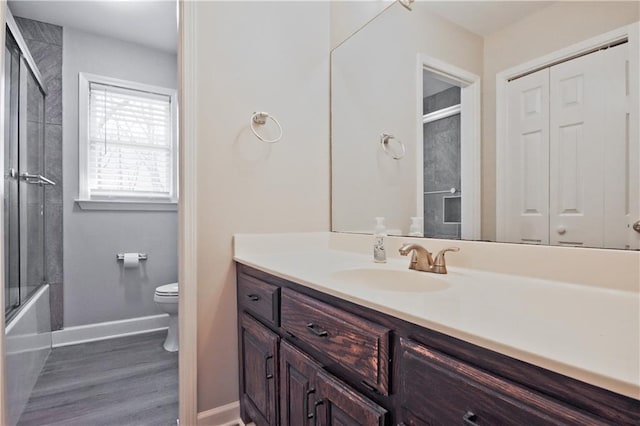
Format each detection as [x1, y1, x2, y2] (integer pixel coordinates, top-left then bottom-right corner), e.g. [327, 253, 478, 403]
[463, 411, 479, 425]
[265, 355, 274, 379]
[305, 388, 316, 420]
[247, 294, 260, 301]
[313, 400, 324, 426]
[306, 323, 328, 337]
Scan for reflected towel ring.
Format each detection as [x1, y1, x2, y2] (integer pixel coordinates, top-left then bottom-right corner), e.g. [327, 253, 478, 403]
[380, 133, 406, 160]
[250, 111, 283, 143]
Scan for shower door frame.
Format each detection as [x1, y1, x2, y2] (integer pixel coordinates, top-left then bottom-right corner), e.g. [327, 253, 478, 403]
[0, 3, 9, 424]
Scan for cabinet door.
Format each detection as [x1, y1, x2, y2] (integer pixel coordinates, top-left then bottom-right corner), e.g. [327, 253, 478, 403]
[280, 341, 322, 426]
[314, 370, 387, 426]
[239, 313, 279, 426]
[502, 67, 550, 245]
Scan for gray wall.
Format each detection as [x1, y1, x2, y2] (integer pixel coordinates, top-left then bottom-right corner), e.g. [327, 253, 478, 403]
[62, 27, 177, 327]
[423, 87, 461, 239]
[15, 17, 64, 330]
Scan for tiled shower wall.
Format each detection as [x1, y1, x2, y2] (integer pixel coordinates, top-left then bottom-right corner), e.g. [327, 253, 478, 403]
[15, 17, 63, 330]
[423, 86, 461, 239]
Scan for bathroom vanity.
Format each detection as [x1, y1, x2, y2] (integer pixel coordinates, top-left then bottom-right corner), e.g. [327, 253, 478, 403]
[234, 234, 640, 425]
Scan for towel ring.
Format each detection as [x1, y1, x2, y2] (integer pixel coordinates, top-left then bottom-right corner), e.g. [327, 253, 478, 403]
[380, 133, 405, 160]
[251, 112, 283, 143]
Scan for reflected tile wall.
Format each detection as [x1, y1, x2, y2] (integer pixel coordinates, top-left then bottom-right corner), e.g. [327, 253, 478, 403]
[423, 87, 462, 239]
[16, 17, 63, 330]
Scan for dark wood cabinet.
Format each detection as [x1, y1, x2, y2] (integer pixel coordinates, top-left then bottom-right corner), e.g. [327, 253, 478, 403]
[314, 370, 387, 426]
[237, 263, 640, 426]
[279, 341, 321, 426]
[397, 337, 606, 426]
[239, 313, 279, 426]
[281, 288, 390, 395]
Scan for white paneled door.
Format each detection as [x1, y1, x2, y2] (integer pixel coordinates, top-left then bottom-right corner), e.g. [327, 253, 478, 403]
[505, 68, 550, 245]
[549, 49, 605, 248]
[504, 43, 635, 249]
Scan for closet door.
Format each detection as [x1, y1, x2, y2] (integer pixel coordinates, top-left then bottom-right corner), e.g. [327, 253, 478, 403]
[549, 47, 627, 247]
[504, 68, 550, 245]
[600, 43, 635, 249]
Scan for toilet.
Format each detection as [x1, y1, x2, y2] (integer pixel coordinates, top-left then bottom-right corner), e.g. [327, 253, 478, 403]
[154, 283, 179, 352]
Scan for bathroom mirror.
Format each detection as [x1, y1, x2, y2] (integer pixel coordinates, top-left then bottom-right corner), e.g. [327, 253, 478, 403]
[331, 1, 640, 250]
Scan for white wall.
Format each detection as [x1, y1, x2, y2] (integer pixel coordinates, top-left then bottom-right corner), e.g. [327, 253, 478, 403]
[62, 28, 178, 327]
[482, 1, 640, 240]
[331, 2, 482, 234]
[193, 1, 330, 412]
[329, 0, 392, 49]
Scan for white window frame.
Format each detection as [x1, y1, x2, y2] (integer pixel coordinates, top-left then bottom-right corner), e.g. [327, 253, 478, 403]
[77, 72, 178, 211]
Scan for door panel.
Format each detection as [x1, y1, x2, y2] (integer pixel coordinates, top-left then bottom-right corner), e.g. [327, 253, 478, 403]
[240, 313, 279, 426]
[19, 60, 46, 298]
[504, 68, 550, 244]
[315, 370, 386, 426]
[280, 341, 321, 426]
[4, 37, 21, 312]
[599, 43, 635, 249]
[549, 50, 605, 247]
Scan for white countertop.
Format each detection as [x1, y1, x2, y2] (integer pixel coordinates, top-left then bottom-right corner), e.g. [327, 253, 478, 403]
[233, 232, 640, 400]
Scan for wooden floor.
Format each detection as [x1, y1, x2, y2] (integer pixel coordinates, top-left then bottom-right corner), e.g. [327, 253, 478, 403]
[18, 331, 178, 426]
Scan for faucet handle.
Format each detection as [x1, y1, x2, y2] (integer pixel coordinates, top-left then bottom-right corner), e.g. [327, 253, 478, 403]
[432, 247, 459, 274]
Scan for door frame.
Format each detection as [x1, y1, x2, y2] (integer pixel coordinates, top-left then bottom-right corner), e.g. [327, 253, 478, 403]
[416, 54, 481, 240]
[495, 22, 640, 246]
[178, 0, 198, 424]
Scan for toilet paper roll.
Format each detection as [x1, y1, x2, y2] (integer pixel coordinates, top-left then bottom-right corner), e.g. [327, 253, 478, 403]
[123, 253, 140, 269]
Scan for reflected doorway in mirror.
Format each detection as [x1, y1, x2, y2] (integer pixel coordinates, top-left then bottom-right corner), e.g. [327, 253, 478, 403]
[417, 55, 481, 241]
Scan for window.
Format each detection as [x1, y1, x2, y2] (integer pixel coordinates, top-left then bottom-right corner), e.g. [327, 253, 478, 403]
[78, 73, 177, 209]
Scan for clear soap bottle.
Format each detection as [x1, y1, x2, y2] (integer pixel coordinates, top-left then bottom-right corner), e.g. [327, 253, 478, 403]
[374, 217, 387, 263]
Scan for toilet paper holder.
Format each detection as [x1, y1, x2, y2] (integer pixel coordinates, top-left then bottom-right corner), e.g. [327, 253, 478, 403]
[116, 253, 148, 261]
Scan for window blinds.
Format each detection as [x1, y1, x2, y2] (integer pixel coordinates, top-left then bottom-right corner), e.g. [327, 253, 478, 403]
[88, 82, 173, 199]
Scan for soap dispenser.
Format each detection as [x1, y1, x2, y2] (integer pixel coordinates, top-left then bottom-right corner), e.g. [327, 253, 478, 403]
[373, 217, 387, 263]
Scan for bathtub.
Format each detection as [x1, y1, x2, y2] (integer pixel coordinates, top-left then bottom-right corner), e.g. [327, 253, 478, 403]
[5, 284, 52, 425]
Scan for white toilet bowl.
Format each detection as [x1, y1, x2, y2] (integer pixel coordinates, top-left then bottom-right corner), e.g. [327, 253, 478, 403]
[154, 283, 178, 352]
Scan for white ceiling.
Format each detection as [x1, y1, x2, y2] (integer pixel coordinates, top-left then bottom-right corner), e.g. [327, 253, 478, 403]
[8, 0, 177, 53]
[423, 1, 555, 36]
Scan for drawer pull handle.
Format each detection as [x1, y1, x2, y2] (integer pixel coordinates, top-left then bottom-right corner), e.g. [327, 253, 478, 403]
[265, 354, 274, 380]
[463, 411, 479, 425]
[306, 323, 328, 337]
[305, 388, 316, 419]
[247, 294, 260, 301]
[313, 400, 324, 426]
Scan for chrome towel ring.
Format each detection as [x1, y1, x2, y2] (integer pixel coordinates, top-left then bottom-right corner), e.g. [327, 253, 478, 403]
[380, 133, 406, 160]
[251, 111, 283, 143]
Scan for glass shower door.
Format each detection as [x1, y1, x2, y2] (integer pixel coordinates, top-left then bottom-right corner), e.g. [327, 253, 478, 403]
[3, 30, 48, 317]
[19, 58, 46, 301]
[3, 34, 20, 312]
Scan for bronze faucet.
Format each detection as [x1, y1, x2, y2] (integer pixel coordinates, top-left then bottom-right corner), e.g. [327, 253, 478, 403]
[399, 244, 459, 274]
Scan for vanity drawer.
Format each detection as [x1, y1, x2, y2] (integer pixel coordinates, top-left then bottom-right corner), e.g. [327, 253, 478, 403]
[238, 274, 280, 327]
[398, 338, 607, 426]
[280, 288, 390, 395]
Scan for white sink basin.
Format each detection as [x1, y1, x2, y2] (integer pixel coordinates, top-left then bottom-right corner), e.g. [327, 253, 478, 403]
[331, 268, 450, 293]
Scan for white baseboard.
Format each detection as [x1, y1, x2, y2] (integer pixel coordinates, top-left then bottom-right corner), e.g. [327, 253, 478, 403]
[197, 401, 243, 426]
[51, 314, 169, 348]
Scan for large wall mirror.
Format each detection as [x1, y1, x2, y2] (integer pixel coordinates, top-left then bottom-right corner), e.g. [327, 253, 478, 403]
[331, 1, 640, 250]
